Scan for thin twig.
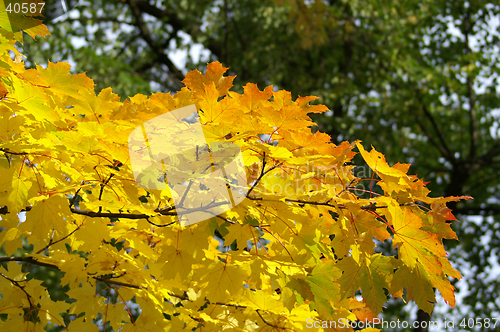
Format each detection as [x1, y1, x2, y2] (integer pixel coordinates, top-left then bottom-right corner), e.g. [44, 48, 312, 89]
[0, 256, 60, 269]
[0, 272, 35, 309]
[216, 215, 236, 224]
[69, 187, 82, 208]
[145, 218, 177, 228]
[246, 153, 281, 198]
[256, 309, 279, 328]
[98, 173, 115, 213]
[94, 276, 143, 290]
[415, 91, 454, 162]
[177, 180, 193, 208]
[0, 148, 28, 155]
[335, 177, 357, 198]
[36, 226, 82, 254]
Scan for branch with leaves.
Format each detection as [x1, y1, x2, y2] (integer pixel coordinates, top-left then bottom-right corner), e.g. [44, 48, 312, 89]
[0, 19, 469, 331]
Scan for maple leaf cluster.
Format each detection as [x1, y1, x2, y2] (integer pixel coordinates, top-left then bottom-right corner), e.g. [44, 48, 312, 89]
[0, 10, 470, 332]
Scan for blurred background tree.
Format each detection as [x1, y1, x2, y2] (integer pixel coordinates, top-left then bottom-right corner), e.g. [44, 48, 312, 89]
[20, 0, 500, 330]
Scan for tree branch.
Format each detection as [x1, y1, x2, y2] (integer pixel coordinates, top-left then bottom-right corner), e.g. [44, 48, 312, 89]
[256, 309, 280, 328]
[0, 145, 444, 227]
[36, 226, 81, 254]
[94, 276, 143, 289]
[127, 0, 185, 83]
[0, 272, 36, 310]
[0, 148, 27, 155]
[0, 256, 60, 269]
[64, 17, 133, 25]
[463, 7, 478, 160]
[0, 257, 145, 290]
[415, 94, 455, 163]
[479, 141, 500, 167]
[133, 0, 223, 60]
[246, 152, 281, 197]
[68, 200, 230, 220]
[415, 117, 452, 161]
[0, 257, 280, 327]
[98, 173, 115, 213]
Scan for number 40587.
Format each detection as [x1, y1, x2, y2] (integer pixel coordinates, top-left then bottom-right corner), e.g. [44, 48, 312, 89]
[460, 317, 498, 329]
[6, 2, 45, 14]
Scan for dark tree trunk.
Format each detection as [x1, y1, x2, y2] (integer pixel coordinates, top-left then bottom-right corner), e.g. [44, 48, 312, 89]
[414, 310, 431, 332]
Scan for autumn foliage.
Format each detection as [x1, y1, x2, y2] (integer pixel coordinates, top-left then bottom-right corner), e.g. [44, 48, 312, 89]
[0, 10, 470, 332]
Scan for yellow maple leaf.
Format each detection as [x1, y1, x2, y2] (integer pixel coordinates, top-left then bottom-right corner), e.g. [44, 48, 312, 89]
[0, 161, 32, 214]
[356, 142, 413, 194]
[182, 61, 235, 97]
